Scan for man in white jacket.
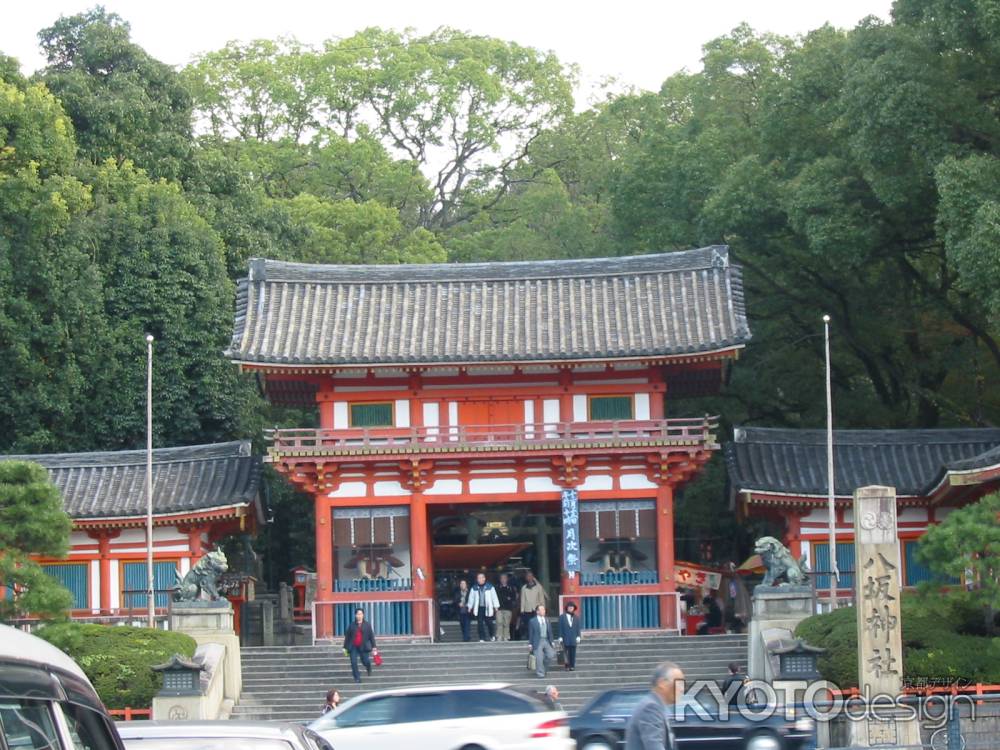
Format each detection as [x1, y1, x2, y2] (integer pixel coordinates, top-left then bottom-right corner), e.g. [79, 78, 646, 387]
[468, 572, 501, 642]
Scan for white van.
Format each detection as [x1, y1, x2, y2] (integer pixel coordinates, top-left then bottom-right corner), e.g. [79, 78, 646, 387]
[0, 623, 125, 750]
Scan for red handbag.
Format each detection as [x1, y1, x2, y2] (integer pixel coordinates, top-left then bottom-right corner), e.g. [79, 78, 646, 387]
[372, 648, 383, 667]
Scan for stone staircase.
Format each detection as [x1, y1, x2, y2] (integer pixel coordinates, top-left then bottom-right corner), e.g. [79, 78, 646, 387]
[233, 632, 747, 722]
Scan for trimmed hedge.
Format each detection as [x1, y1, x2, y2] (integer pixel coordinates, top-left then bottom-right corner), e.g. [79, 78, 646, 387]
[794, 591, 1000, 688]
[36, 622, 197, 709]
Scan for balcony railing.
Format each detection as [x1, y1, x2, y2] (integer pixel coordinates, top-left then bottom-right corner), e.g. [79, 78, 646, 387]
[267, 416, 718, 456]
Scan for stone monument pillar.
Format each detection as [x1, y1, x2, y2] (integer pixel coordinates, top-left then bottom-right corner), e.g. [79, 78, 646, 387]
[170, 603, 242, 703]
[849, 485, 919, 747]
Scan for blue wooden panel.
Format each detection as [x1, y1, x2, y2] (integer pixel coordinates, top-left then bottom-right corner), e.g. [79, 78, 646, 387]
[903, 540, 956, 585]
[582, 594, 659, 630]
[813, 543, 855, 590]
[122, 561, 177, 609]
[42, 564, 88, 610]
[580, 571, 658, 586]
[335, 601, 413, 636]
[334, 579, 412, 592]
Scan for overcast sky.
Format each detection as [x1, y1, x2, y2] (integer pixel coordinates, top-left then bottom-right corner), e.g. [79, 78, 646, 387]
[4, 0, 893, 95]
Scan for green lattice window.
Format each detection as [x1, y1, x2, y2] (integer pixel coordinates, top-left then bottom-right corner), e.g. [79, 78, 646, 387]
[350, 402, 394, 427]
[589, 395, 633, 421]
[42, 563, 88, 610]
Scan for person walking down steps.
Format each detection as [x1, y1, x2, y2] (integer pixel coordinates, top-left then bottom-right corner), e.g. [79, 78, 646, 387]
[343, 608, 377, 684]
[528, 604, 557, 678]
[468, 572, 500, 641]
[559, 601, 582, 671]
[496, 573, 517, 641]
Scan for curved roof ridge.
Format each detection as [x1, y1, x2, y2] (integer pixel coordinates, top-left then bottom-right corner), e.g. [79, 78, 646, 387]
[2, 440, 251, 469]
[734, 426, 1000, 446]
[250, 246, 730, 285]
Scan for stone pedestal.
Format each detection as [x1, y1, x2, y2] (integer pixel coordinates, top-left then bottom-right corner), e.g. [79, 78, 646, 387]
[747, 586, 814, 680]
[170, 603, 241, 702]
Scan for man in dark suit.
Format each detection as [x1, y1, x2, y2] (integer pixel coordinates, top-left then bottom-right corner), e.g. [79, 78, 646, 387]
[558, 601, 582, 671]
[527, 604, 556, 678]
[625, 661, 683, 750]
[342, 607, 377, 683]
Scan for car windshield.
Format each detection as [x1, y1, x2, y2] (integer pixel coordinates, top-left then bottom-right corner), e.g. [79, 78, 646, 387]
[122, 739, 294, 750]
[0, 699, 61, 750]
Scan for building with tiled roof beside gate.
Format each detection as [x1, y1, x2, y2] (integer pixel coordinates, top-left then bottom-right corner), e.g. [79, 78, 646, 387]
[2, 441, 262, 620]
[725, 427, 1000, 600]
[227, 246, 751, 639]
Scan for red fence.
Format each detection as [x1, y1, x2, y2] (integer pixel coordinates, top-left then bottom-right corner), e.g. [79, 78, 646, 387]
[108, 708, 151, 721]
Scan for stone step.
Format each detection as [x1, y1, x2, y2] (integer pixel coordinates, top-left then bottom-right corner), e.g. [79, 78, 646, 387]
[234, 633, 747, 721]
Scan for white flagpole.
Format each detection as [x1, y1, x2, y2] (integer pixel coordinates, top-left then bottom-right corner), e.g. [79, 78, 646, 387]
[823, 315, 839, 610]
[145, 334, 155, 628]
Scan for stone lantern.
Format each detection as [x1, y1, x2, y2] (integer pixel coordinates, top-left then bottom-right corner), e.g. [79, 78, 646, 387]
[152, 654, 204, 697]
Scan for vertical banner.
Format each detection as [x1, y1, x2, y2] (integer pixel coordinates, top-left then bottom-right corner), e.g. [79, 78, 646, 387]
[561, 489, 581, 576]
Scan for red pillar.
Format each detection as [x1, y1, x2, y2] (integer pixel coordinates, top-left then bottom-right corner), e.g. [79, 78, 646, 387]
[187, 526, 204, 562]
[559, 369, 573, 423]
[410, 490, 433, 637]
[655, 483, 677, 629]
[786, 512, 802, 559]
[317, 383, 335, 429]
[315, 497, 334, 638]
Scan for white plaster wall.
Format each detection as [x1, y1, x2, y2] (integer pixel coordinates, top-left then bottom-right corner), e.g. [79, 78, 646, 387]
[525, 476, 561, 493]
[179, 557, 191, 576]
[70, 531, 91, 547]
[109, 564, 120, 609]
[579, 474, 613, 491]
[573, 394, 588, 421]
[635, 393, 650, 420]
[935, 507, 955, 521]
[897, 507, 927, 523]
[154, 526, 187, 542]
[470, 477, 518, 493]
[373, 481, 411, 497]
[425, 479, 463, 495]
[116, 529, 146, 545]
[423, 403, 439, 426]
[329, 481, 368, 498]
[802, 508, 828, 524]
[395, 399, 410, 428]
[89, 560, 100, 610]
[543, 399, 560, 424]
[333, 402, 349, 429]
[620, 474, 658, 490]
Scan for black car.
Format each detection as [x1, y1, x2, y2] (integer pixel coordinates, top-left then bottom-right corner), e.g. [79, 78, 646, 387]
[569, 688, 817, 750]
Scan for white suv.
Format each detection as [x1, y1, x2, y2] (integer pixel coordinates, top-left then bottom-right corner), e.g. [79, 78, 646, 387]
[309, 682, 573, 750]
[0, 623, 125, 750]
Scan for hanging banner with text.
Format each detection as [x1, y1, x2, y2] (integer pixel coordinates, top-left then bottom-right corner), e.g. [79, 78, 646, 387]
[674, 564, 722, 590]
[561, 489, 581, 575]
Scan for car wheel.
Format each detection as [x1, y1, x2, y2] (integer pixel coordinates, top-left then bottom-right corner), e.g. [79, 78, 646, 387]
[745, 732, 782, 750]
[459, 745, 486, 750]
[581, 740, 615, 750]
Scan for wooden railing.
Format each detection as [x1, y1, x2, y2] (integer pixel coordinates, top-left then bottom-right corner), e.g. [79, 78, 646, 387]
[109, 707, 151, 721]
[268, 416, 718, 454]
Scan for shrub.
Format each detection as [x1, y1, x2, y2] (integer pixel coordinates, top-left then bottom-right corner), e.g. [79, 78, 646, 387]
[794, 591, 1000, 688]
[36, 622, 197, 709]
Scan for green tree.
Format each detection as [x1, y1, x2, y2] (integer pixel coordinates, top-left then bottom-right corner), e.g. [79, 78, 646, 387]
[0, 461, 73, 620]
[80, 160, 261, 448]
[918, 493, 1000, 634]
[0, 72, 120, 452]
[35, 7, 193, 180]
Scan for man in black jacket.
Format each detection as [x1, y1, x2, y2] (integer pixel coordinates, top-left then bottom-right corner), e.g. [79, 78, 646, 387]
[343, 608, 377, 683]
[495, 573, 517, 641]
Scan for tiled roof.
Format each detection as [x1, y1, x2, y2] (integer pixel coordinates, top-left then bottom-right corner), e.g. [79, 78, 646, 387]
[225, 246, 751, 366]
[725, 427, 1000, 497]
[1, 441, 261, 520]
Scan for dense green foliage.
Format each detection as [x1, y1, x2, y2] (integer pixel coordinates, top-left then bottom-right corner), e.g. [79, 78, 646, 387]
[0, 462, 73, 619]
[1, 3, 999, 574]
[36, 622, 197, 708]
[794, 590, 1000, 687]
[918, 493, 1000, 633]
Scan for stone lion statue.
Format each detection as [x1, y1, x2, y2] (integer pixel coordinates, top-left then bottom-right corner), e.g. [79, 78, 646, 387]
[173, 549, 229, 602]
[755, 536, 809, 586]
